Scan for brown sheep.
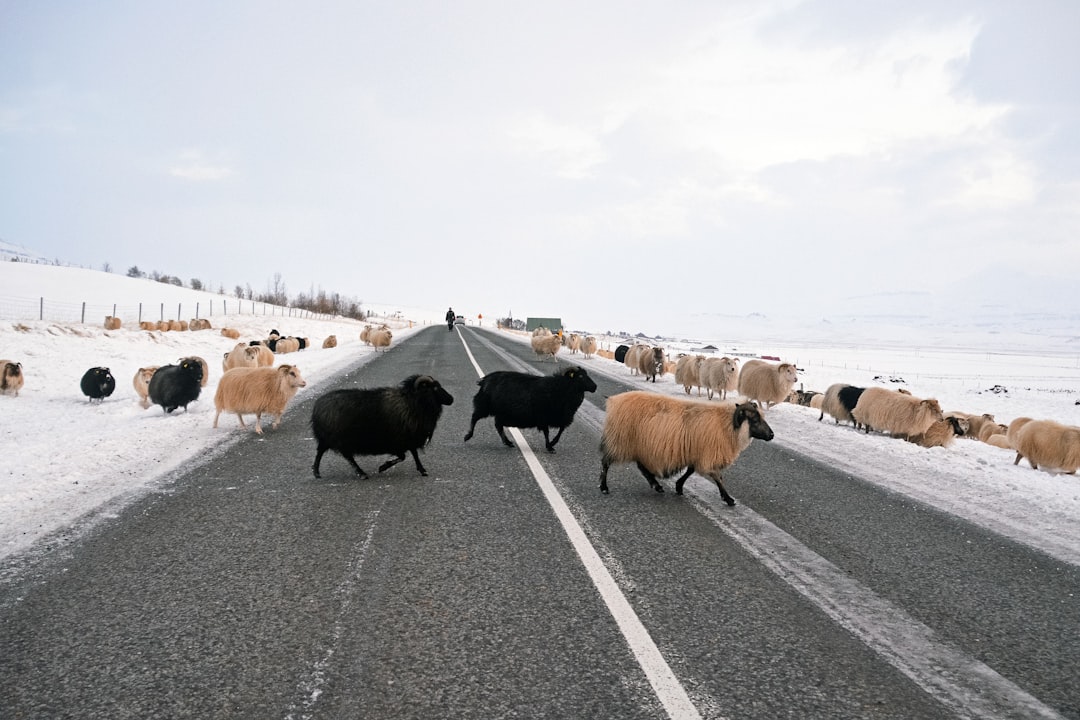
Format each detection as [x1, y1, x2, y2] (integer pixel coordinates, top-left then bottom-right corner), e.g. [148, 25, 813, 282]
[599, 392, 774, 505]
[851, 387, 943, 439]
[132, 366, 159, 408]
[978, 421, 1009, 443]
[635, 346, 665, 383]
[252, 344, 275, 367]
[737, 359, 797, 409]
[213, 364, 308, 434]
[1010, 419, 1080, 474]
[701, 356, 739, 400]
[104, 316, 122, 330]
[322, 335, 338, 349]
[221, 327, 241, 340]
[580, 336, 598, 359]
[1006, 417, 1034, 448]
[909, 416, 968, 448]
[1, 360, 25, 397]
[623, 344, 649, 375]
[222, 343, 260, 373]
[156, 320, 171, 331]
[189, 318, 212, 331]
[530, 332, 561, 361]
[139, 321, 157, 331]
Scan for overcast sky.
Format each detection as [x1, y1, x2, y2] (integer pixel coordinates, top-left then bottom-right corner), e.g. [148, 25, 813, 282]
[2, 1, 1078, 335]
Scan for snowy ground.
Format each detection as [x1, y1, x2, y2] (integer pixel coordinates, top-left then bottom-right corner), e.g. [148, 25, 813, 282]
[2, 262, 1079, 570]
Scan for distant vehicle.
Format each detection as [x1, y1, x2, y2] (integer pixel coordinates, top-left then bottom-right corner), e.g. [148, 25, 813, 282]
[454, 315, 465, 325]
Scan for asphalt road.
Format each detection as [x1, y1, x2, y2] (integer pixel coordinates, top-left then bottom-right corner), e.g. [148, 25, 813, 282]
[1, 325, 1077, 719]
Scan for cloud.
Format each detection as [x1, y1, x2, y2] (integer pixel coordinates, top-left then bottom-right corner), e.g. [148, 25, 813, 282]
[168, 150, 234, 181]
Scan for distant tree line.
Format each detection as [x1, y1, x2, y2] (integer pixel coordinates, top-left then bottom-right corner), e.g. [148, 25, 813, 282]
[123, 265, 365, 320]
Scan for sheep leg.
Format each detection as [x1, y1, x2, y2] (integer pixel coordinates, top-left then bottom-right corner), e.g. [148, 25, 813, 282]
[673, 466, 696, 495]
[599, 461, 611, 494]
[312, 447, 326, 478]
[1013, 452, 1023, 466]
[378, 453, 407, 474]
[703, 469, 736, 506]
[494, 423, 514, 447]
[544, 426, 567, 452]
[634, 462, 664, 493]
[408, 449, 429, 477]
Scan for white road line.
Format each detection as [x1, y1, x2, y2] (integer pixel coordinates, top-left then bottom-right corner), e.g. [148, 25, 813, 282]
[683, 478, 1065, 720]
[457, 330, 706, 720]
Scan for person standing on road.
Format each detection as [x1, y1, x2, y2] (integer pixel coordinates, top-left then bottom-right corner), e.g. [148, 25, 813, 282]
[446, 307, 455, 331]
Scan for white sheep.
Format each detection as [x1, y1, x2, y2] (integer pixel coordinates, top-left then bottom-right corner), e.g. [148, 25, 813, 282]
[737, 359, 797, 409]
[598, 392, 774, 505]
[222, 343, 260, 373]
[851, 387, 943, 439]
[674, 354, 704, 395]
[701, 356, 739, 400]
[212, 364, 308, 434]
[580, 336, 598, 359]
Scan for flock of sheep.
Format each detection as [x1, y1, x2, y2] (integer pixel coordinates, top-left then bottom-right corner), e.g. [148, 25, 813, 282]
[608, 337, 1080, 477]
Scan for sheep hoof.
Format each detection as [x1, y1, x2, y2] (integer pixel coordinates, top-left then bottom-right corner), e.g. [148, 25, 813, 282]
[653, 485, 664, 494]
[545, 445, 556, 453]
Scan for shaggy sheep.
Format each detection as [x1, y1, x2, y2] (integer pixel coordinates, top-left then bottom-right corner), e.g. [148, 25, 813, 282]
[179, 355, 209, 387]
[532, 326, 552, 337]
[1010, 419, 1080, 473]
[148, 359, 204, 413]
[360, 325, 372, 344]
[322, 335, 337, 349]
[221, 327, 241, 340]
[581, 336, 598, 359]
[598, 393, 774, 505]
[675, 355, 705, 395]
[818, 383, 865, 426]
[1, 360, 24, 396]
[213, 364, 308, 434]
[1006, 417, 1033, 448]
[623, 345, 648, 375]
[635, 346, 665, 383]
[369, 327, 392, 352]
[530, 332, 562, 361]
[80, 367, 116, 403]
[701, 356, 740, 400]
[851, 387, 943, 439]
[222, 343, 261, 373]
[909, 416, 968, 448]
[979, 422, 1009, 443]
[737, 359, 798, 409]
[189, 318, 212, 331]
[311, 374, 453, 478]
[985, 434, 1012, 449]
[566, 333, 581, 353]
[464, 366, 597, 452]
[157, 320, 171, 332]
[809, 394, 825, 411]
[275, 337, 301, 354]
[104, 316, 121, 330]
[132, 366, 159, 409]
[964, 413, 997, 440]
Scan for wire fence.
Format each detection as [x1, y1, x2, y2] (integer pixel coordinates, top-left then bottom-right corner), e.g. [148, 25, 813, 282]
[0, 294, 335, 326]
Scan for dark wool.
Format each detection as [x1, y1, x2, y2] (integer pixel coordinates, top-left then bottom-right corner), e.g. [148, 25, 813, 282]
[463, 366, 598, 452]
[148, 360, 204, 414]
[311, 375, 454, 479]
[80, 367, 115, 402]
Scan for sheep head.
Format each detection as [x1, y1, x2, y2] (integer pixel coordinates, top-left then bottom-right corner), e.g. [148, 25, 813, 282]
[734, 401, 774, 441]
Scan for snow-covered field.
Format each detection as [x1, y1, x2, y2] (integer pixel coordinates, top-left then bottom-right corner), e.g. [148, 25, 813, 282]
[2, 262, 1079, 570]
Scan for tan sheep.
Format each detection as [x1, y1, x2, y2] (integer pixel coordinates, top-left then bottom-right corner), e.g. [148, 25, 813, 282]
[369, 327, 393, 352]
[674, 354, 705, 395]
[0, 359, 25, 397]
[909, 416, 968, 448]
[737, 359, 797, 409]
[623, 345, 649, 375]
[360, 325, 372, 344]
[809, 394, 825, 411]
[252, 344, 275, 367]
[221, 327, 241, 340]
[222, 343, 261, 373]
[963, 413, 997, 440]
[1010, 419, 1080, 474]
[275, 337, 301, 354]
[132, 366, 160, 408]
[818, 383, 861, 426]
[322, 335, 338, 349]
[168, 320, 184, 332]
[851, 387, 943, 439]
[212, 364, 308, 434]
[566, 333, 581, 353]
[157, 320, 171, 332]
[189, 318, 212, 331]
[978, 422, 1009, 443]
[701, 356, 740, 400]
[104, 316, 122, 330]
[985, 434, 1012, 449]
[599, 392, 774, 505]
[140, 321, 157, 331]
[531, 332, 561, 361]
[532, 326, 552, 337]
[1006, 417, 1034, 448]
[580, 336, 598, 359]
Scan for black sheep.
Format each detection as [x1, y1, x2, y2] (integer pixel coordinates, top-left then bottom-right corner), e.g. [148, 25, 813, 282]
[148, 359, 204, 414]
[838, 385, 866, 428]
[311, 374, 454, 479]
[463, 366, 597, 452]
[80, 367, 115, 403]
